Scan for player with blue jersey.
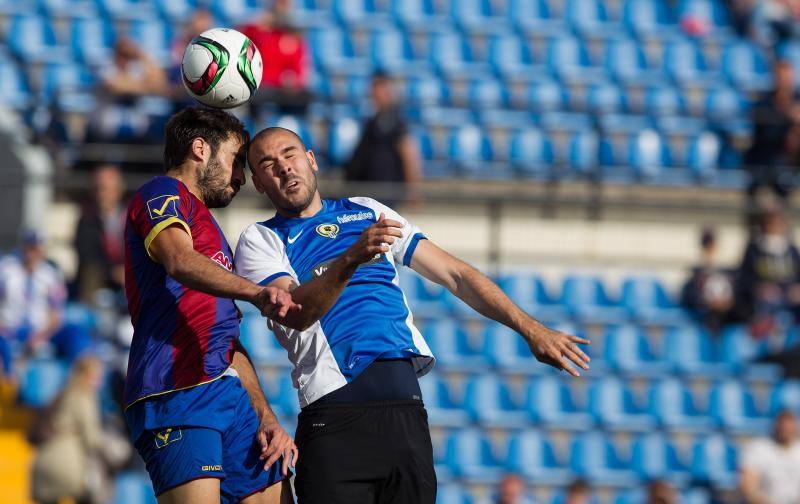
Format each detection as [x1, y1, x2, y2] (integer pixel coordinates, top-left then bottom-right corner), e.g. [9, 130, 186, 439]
[234, 127, 592, 503]
[124, 108, 298, 504]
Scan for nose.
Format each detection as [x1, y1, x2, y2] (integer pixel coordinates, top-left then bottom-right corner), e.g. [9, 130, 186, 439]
[276, 158, 293, 176]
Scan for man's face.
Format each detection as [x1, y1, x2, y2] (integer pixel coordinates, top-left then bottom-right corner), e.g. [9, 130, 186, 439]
[198, 135, 246, 209]
[249, 131, 318, 214]
[775, 411, 798, 445]
[23, 243, 45, 269]
[93, 165, 124, 211]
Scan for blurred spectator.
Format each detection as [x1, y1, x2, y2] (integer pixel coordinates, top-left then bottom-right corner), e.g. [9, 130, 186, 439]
[646, 480, 677, 504]
[0, 232, 85, 379]
[740, 409, 800, 504]
[563, 479, 591, 504]
[681, 227, 736, 333]
[73, 165, 127, 304]
[239, 0, 312, 116]
[169, 7, 214, 106]
[745, 60, 800, 202]
[31, 355, 129, 504]
[494, 474, 532, 504]
[88, 38, 168, 144]
[346, 72, 423, 209]
[735, 205, 800, 337]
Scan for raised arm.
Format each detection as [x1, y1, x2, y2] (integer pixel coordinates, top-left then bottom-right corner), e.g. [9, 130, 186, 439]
[409, 239, 590, 376]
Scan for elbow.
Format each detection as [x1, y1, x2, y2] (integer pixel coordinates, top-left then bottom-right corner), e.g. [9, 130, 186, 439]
[162, 254, 187, 279]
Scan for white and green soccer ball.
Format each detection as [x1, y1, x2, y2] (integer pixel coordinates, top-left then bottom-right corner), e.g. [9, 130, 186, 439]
[181, 27, 263, 109]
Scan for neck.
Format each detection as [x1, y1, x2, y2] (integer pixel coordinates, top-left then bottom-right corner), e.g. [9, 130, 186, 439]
[276, 192, 323, 219]
[167, 167, 203, 202]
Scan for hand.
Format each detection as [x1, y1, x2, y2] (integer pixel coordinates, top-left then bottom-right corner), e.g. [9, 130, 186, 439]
[254, 287, 302, 319]
[258, 417, 299, 477]
[526, 327, 590, 377]
[345, 213, 404, 265]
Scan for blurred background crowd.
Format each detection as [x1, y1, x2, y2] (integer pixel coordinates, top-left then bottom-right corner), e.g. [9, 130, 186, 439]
[5, 0, 800, 503]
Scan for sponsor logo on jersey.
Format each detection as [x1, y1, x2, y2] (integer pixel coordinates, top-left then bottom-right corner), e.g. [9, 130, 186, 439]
[154, 428, 182, 448]
[316, 223, 340, 239]
[146, 195, 180, 220]
[310, 254, 383, 278]
[337, 211, 374, 224]
[287, 229, 304, 244]
[211, 251, 233, 271]
[202, 465, 223, 471]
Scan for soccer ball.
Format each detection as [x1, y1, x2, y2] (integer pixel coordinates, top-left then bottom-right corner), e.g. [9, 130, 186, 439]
[181, 28, 263, 109]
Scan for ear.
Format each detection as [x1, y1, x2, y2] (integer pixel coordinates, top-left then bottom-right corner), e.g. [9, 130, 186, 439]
[306, 150, 319, 173]
[190, 137, 210, 163]
[250, 170, 266, 194]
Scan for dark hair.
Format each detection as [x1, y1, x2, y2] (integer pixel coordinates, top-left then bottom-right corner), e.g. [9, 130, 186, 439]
[163, 106, 250, 171]
[566, 479, 590, 494]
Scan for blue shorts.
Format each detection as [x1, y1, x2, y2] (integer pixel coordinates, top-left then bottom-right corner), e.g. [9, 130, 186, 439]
[125, 375, 287, 503]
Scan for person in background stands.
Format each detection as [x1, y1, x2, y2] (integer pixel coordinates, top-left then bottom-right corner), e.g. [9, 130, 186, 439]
[681, 227, 736, 333]
[740, 409, 800, 504]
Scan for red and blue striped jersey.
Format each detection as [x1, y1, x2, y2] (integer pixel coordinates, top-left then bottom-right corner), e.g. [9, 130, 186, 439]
[123, 176, 239, 408]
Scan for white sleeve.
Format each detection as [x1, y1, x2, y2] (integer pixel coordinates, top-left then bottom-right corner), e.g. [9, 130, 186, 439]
[234, 223, 297, 285]
[348, 197, 426, 267]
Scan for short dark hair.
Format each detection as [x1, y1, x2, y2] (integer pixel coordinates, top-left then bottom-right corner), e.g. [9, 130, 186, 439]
[566, 479, 590, 494]
[163, 106, 250, 171]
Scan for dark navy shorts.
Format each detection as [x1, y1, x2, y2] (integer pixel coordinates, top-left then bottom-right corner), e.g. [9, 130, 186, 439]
[126, 375, 287, 503]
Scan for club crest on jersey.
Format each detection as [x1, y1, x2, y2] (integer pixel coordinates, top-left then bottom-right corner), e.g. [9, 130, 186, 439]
[146, 195, 180, 220]
[211, 251, 233, 271]
[154, 428, 182, 449]
[316, 223, 339, 239]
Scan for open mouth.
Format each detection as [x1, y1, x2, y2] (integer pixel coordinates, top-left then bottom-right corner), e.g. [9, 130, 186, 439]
[285, 180, 301, 191]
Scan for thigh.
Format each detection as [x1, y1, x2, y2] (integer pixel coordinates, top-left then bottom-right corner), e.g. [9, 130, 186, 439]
[135, 427, 225, 499]
[380, 406, 437, 504]
[219, 387, 287, 504]
[294, 406, 385, 504]
[157, 478, 220, 504]
[240, 479, 294, 504]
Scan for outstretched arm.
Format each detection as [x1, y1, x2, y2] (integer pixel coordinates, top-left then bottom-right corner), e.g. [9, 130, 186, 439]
[232, 339, 297, 476]
[410, 239, 590, 376]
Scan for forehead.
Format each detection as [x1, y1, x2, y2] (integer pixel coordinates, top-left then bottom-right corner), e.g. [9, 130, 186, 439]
[252, 131, 304, 154]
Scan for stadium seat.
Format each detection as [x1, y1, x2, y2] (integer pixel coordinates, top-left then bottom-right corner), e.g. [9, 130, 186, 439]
[112, 471, 157, 504]
[527, 79, 565, 112]
[407, 75, 448, 107]
[422, 319, 489, 371]
[506, 430, 572, 485]
[644, 86, 685, 117]
[678, 0, 732, 28]
[40, 0, 97, 18]
[444, 428, 504, 482]
[770, 379, 800, 414]
[686, 131, 722, 179]
[508, 0, 568, 36]
[604, 38, 662, 85]
[427, 31, 491, 78]
[569, 431, 636, 486]
[309, 27, 369, 73]
[332, 0, 391, 27]
[96, 0, 159, 21]
[19, 359, 69, 407]
[630, 432, 690, 483]
[562, 130, 600, 177]
[721, 41, 771, 91]
[720, 325, 782, 379]
[560, 275, 629, 324]
[663, 39, 715, 84]
[8, 15, 71, 64]
[463, 375, 528, 428]
[390, 0, 449, 29]
[525, 376, 594, 430]
[128, 20, 174, 64]
[154, 0, 199, 22]
[327, 117, 361, 166]
[648, 377, 715, 432]
[419, 373, 470, 427]
[488, 35, 540, 80]
[588, 376, 657, 431]
[508, 128, 554, 179]
[481, 323, 549, 375]
[400, 273, 450, 317]
[436, 484, 474, 504]
[547, 36, 606, 81]
[0, 63, 32, 111]
[622, 0, 676, 36]
[690, 434, 738, 488]
[239, 314, 289, 367]
[664, 325, 729, 376]
[40, 63, 96, 112]
[69, 17, 116, 66]
[603, 325, 670, 376]
[704, 86, 747, 122]
[619, 276, 690, 325]
[369, 28, 430, 76]
[709, 380, 771, 434]
[450, 0, 509, 34]
[587, 82, 624, 114]
[448, 125, 501, 178]
[565, 0, 620, 37]
[209, 0, 262, 25]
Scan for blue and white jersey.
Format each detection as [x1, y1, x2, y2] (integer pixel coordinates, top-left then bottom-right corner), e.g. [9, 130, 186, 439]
[234, 197, 435, 407]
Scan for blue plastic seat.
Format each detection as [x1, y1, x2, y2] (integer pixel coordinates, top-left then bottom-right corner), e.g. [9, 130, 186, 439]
[112, 471, 156, 504]
[569, 431, 636, 486]
[96, 0, 159, 21]
[70, 18, 115, 66]
[467, 78, 507, 110]
[678, 0, 732, 28]
[770, 380, 800, 414]
[644, 86, 685, 116]
[547, 36, 603, 80]
[604, 38, 656, 84]
[419, 374, 470, 427]
[239, 314, 289, 366]
[721, 41, 771, 91]
[565, 0, 620, 36]
[128, 20, 174, 65]
[463, 375, 528, 428]
[40, 0, 97, 17]
[663, 39, 714, 84]
[448, 125, 496, 176]
[436, 484, 474, 504]
[630, 432, 690, 483]
[587, 82, 624, 114]
[369, 29, 429, 75]
[508, 128, 554, 178]
[686, 131, 722, 179]
[428, 31, 490, 78]
[481, 323, 547, 375]
[620, 276, 690, 325]
[525, 376, 594, 430]
[603, 325, 669, 376]
[527, 79, 565, 112]
[310, 27, 369, 73]
[664, 326, 729, 376]
[19, 359, 69, 408]
[8, 15, 70, 64]
[444, 428, 504, 482]
[506, 430, 572, 485]
[690, 434, 738, 488]
[390, 0, 448, 28]
[333, 0, 391, 27]
[154, 0, 199, 22]
[588, 376, 657, 431]
[422, 319, 489, 371]
[450, 0, 510, 34]
[563, 130, 599, 176]
[560, 275, 629, 324]
[407, 75, 448, 106]
[720, 325, 781, 379]
[399, 273, 450, 317]
[488, 34, 537, 78]
[648, 377, 715, 432]
[327, 117, 361, 166]
[623, 0, 674, 35]
[508, 0, 568, 36]
[705, 87, 746, 122]
[709, 380, 771, 434]
[0, 63, 32, 111]
[273, 115, 313, 149]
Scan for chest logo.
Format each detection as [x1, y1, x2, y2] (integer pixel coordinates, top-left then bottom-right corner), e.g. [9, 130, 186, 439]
[316, 223, 340, 239]
[287, 229, 304, 244]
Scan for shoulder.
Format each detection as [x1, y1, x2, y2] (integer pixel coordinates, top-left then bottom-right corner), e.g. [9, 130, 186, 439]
[236, 221, 286, 251]
[345, 196, 388, 214]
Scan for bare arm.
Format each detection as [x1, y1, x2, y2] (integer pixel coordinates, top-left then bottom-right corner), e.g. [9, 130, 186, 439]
[410, 240, 590, 376]
[232, 339, 297, 476]
[150, 225, 298, 316]
[398, 135, 423, 207]
[266, 214, 404, 331]
[740, 468, 769, 504]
